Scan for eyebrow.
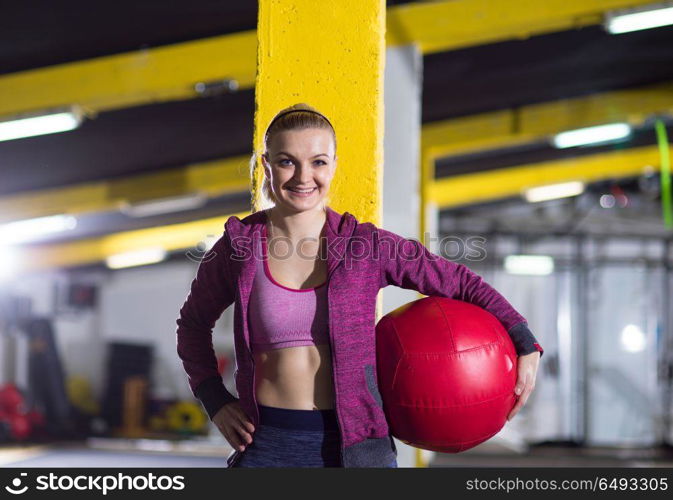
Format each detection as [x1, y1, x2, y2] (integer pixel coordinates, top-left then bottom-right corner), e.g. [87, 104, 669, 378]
[276, 152, 329, 159]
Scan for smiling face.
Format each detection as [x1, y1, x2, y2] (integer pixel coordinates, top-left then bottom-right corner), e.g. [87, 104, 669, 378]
[262, 128, 337, 213]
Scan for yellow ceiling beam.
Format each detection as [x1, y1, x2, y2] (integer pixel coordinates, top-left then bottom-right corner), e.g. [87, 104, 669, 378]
[0, 0, 656, 119]
[15, 210, 250, 274]
[387, 0, 656, 54]
[0, 155, 250, 224]
[0, 30, 257, 118]
[418, 80, 673, 238]
[428, 145, 661, 209]
[421, 81, 673, 158]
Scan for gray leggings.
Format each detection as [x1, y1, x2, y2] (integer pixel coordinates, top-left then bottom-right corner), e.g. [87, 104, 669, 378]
[226, 404, 397, 468]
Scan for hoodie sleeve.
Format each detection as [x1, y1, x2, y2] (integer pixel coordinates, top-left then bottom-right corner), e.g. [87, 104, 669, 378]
[376, 226, 543, 357]
[176, 231, 239, 420]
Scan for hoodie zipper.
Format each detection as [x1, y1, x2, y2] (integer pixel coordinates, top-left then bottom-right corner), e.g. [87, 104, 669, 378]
[228, 225, 261, 430]
[234, 231, 259, 431]
[250, 350, 258, 427]
[325, 274, 344, 467]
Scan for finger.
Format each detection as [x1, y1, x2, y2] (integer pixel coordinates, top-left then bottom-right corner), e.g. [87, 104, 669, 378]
[224, 423, 248, 452]
[514, 371, 530, 396]
[242, 419, 255, 433]
[508, 384, 534, 420]
[507, 398, 523, 420]
[222, 428, 243, 451]
[508, 387, 526, 420]
[234, 424, 254, 445]
[223, 411, 252, 451]
[518, 387, 532, 410]
[528, 376, 538, 391]
[234, 409, 256, 433]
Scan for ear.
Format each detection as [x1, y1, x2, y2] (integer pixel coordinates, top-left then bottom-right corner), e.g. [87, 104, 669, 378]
[261, 154, 272, 177]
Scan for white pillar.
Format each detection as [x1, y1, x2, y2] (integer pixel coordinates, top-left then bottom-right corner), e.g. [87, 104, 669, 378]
[382, 44, 435, 467]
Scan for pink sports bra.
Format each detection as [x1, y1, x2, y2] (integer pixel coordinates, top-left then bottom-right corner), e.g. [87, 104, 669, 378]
[248, 223, 330, 353]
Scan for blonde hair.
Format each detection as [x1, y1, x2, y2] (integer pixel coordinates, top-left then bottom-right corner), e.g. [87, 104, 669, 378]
[251, 103, 336, 210]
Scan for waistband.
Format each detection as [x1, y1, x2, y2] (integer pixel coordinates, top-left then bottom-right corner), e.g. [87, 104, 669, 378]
[258, 404, 339, 431]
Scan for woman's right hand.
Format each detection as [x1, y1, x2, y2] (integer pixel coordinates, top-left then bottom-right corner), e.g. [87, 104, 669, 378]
[212, 401, 256, 452]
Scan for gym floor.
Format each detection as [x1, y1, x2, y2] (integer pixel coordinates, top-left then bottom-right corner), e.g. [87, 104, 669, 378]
[2, 440, 672, 468]
[0, 439, 229, 468]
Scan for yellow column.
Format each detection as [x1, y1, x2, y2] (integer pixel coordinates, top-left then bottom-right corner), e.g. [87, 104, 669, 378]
[253, 0, 386, 225]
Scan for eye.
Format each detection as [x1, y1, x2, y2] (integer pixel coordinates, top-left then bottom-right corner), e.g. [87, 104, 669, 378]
[314, 160, 326, 166]
[278, 159, 292, 166]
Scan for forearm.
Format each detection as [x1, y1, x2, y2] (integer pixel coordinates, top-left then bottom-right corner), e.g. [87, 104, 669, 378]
[194, 375, 238, 420]
[175, 231, 238, 419]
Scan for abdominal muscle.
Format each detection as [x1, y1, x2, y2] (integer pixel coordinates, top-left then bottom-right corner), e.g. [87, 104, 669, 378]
[253, 343, 335, 410]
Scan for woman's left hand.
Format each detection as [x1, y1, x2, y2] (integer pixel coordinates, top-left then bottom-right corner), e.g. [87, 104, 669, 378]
[507, 350, 541, 421]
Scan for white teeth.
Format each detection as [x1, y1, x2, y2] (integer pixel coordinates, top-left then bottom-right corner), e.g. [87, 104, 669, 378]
[289, 188, 316, 193]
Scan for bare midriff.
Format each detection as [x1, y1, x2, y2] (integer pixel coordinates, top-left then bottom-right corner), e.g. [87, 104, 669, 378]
[253, 344, 335, 410]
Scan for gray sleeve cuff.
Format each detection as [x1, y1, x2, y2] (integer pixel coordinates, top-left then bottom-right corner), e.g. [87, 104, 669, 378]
[194, 375, 238, 420]
[507, 322, 544, 358]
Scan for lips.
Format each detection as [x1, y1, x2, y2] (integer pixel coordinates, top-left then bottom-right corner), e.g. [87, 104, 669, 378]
[287, 187, 317, 195]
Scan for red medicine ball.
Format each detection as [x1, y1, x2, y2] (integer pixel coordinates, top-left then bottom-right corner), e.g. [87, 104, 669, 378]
[375, 296, 518, 453]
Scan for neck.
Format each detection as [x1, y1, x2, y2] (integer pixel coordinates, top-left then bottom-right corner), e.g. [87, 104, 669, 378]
[267, 205, 327, 241]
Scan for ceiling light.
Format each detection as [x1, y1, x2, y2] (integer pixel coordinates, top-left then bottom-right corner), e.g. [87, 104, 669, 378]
[523, 181, 585, 203]
[504, 255, 555, 276]
[0, 214, 77, 244]
[552, 123, 632, 149]
[620, 324, 646, 353]
[0, 246, 18, 282]
[119, 192, 208, 218]
[605, 3, 673, 34]
[106, 248, 167, 269]
[0, 107, 84, 143]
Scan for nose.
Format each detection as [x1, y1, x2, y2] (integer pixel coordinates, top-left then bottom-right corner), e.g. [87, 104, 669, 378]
[294, 162, 314, 184]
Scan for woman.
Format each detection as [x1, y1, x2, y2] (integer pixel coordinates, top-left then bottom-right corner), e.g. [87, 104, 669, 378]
[176, 103, 543, 468]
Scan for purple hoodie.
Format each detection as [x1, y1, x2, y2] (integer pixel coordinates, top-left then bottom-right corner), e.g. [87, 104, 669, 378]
[176, 206, 543, 467]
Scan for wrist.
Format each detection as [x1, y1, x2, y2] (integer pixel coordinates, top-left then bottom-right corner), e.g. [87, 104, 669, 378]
[194, 375, 238, 420]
